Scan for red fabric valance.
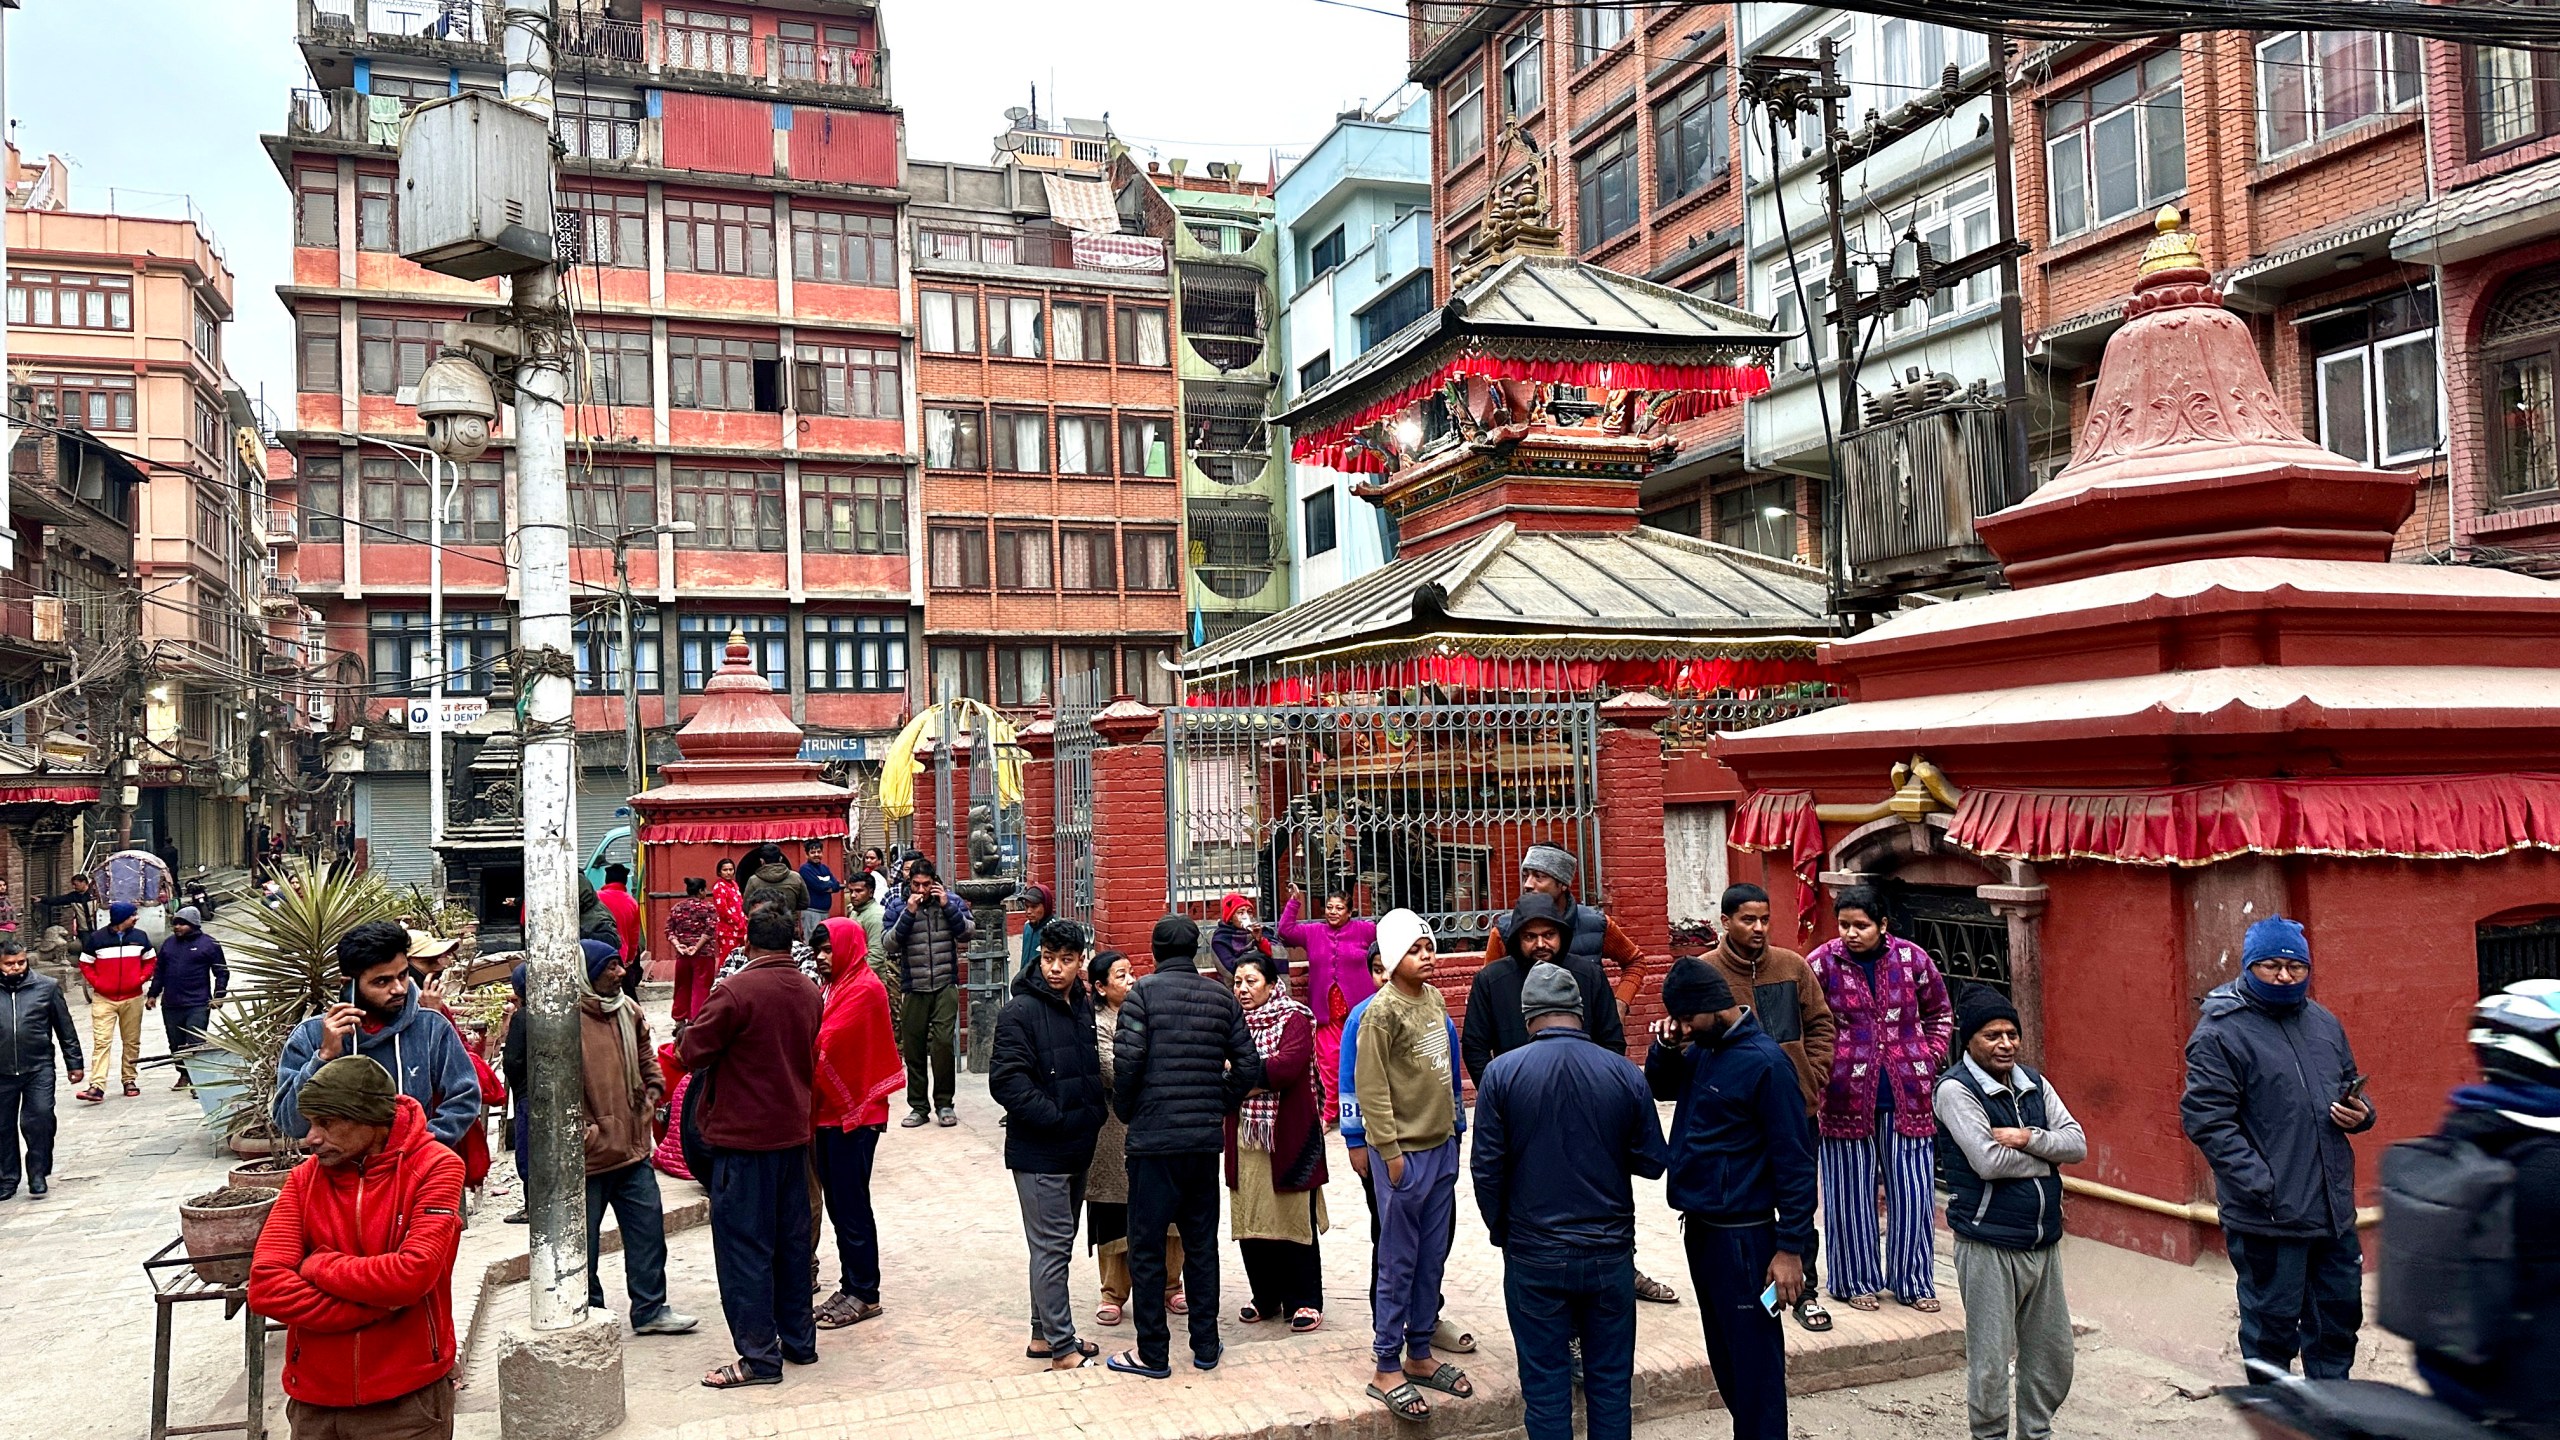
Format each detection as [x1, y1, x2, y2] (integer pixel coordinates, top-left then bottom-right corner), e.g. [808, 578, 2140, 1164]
[1731, 789, 1824, 880]
[1290, 352, 1773, 473]
[1949, 773, 2560, 867]
[0, 784, 100, 806]
[1187, 654, 1825, 708]
[638, 820, 848, 845]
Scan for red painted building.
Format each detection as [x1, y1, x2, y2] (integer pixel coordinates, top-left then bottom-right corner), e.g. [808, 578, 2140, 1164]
[265, 0, 911, 884]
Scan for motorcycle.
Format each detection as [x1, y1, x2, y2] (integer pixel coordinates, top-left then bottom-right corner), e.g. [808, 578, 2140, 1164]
[2226, 1360, 2502, 1440]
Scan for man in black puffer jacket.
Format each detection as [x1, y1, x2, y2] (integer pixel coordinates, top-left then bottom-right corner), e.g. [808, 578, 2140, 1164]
[991, 936, 1107, 1369]
[1106, 916, 1263, 1378]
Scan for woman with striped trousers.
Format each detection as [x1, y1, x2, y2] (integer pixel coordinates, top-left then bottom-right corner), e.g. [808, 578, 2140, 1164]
[1806, 886, 1954, 1312]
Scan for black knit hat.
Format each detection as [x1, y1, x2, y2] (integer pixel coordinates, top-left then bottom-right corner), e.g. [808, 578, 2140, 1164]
[1151, 915, 1201, 970]
[1661, 956, 1735, 1019]
[1953, 986, 2022, 1055]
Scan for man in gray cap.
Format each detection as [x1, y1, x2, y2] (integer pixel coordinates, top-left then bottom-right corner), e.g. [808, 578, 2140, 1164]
[1472, 962, 1667, 1440]
[147, 906, 227, 1088]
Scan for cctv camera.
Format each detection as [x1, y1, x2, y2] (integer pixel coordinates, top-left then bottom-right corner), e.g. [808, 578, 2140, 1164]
[414, 350, 499, 464]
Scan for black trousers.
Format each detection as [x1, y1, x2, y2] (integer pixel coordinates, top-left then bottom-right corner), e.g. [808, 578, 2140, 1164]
[0, 1069, 57, 1189]
[1237, 1191, 1324, 1316]
[161, 1002, 211, 1082]
[2228, 1228, 2363, 1379]
[1684, 1219, 1789, 1440]
[815, 1125, 883, 1304]
[1128, 1151, 1222, 1369]
[705, 1145, 819, 1377]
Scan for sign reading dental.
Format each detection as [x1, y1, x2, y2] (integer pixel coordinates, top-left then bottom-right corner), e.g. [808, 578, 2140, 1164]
[403, 697, 491, 731]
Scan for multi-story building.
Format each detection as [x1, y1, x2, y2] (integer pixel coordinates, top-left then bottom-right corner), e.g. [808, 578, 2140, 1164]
[907, 118, 1184, 711]
[1405, 4, 1784, 561]
[2018, 32, 2443, 553]
[1271, 99, 1432, 601]
[5, 148, 268, 872]
[1136, 160, 1286, 645]
[268, 0, 913, 883]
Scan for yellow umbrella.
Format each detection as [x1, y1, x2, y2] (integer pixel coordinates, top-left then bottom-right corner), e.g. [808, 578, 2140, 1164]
[877, 700, 1024, 823]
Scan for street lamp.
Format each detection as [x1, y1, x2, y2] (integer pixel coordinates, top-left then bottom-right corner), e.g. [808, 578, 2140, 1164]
[608, 520, 693, 804]
[368, 437, 458, 855]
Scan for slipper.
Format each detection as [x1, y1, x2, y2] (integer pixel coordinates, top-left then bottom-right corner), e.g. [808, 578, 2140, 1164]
[1841, 1293, 1883, 1312]
[1633, 1271, 1680, 1304]
[1026, 1337, 1099, 1361]
[1290, 1308, 1323, 1334]
[1407, 1362, 1473, 1398]
[123, 1084, 140, 1098]
[1095, 1302, 1124, 1326]
[76, 1089, 103, 1105]
[1050, 1352, 1099, 1370]
[1794, 1296, 1835, 1332]
[814, 1294, 881, 1330]
[1239, 1303, 1269, 1324]
[1105, 1350, 1170, 1380]
[701, 1362, 780, 1390]
[1430, 1318, 1476, 1353]
[1901, 1295, 1942, 1313]
[1192, 1346, 1223, 1371]
[1367, 1380, 1431, 1421]
[1167, 1292, 1189, 1315]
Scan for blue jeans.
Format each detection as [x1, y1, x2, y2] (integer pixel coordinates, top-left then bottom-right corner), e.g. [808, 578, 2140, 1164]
[584, 1160, 671, 1324]
[2228, 1229, 2363, 1379]
[1504, 1249, 1637, 1440]
[706, 1145, 819, 1377]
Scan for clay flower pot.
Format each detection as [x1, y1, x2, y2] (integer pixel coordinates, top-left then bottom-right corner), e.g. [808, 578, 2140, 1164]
[226, 1156, 299, 1192]
[179, 1187, 280, 1287]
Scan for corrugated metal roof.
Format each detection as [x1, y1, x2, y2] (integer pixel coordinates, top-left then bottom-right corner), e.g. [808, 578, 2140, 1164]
[1181, 521, 1828, 671]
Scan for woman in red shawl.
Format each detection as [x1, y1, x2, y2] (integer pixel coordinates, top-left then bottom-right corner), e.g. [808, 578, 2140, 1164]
[709, 857, 749, 956]
[813, 915, 903, 1329]
[667, 875, 724, 1021]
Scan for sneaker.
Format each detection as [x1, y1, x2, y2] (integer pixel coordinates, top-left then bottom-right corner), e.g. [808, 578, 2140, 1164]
[634, 1310, 701, 1336]
[900, 1110, 930, 1129]
[935, 1107, 957, 1127]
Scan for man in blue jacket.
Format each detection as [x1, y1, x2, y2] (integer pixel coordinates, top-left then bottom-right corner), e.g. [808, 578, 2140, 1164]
[147, 906, 227, 1088]
[2181, 915, 2374, 1379]
[274, 920, 481, 1151]
[1644, 958, 1815, 1440]
[1473, 962, 1666, 1440]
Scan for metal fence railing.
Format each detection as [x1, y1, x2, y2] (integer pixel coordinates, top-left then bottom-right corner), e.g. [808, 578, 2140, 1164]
[1661, 686, 1844, 743]
[1053, 680, 1101, 923]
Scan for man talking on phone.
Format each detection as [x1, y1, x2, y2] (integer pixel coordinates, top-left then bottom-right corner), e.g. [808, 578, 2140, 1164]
[274, 921, 482, 1151]
[884, 859, 972, 1128]
[1644, 957, 1814, 1440]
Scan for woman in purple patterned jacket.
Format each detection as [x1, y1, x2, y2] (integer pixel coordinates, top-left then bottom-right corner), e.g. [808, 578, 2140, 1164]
[1806, 885, 1954, 1312]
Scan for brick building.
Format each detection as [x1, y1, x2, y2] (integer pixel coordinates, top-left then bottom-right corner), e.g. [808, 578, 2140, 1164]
[268, 0, 912, 883]
[906, 121, 1183, 712]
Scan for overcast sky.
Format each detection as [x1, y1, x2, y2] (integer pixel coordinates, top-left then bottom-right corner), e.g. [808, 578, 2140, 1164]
[6, 0, 1410, 413]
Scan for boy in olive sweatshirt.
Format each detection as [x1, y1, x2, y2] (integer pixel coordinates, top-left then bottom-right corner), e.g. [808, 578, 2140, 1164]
[1355, 911, 1474, 1420]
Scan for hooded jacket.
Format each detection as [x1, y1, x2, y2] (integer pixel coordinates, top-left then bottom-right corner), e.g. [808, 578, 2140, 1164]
[2413, 1100, 2560, 1426]
[1111, 950, 1263, 1157]
[1275, 894, 1377, 1019]
[989, 966, 1107, 1173]
[148, 928, 230, 1008]
[1463, 899, 1626, 1082]
[2180, 978, 2373, 1237]
[247, 1094, 465, 1408]
[275, 985, 482, 1148]
[0, 965, 83, 1078]
[742, 861, 811, 919]
[78, 922, 156, 1002]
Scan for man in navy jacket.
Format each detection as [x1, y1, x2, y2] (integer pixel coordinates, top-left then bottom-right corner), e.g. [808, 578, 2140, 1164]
[147, 906, 227, 1087]
[1644, 958, 1815, 1440]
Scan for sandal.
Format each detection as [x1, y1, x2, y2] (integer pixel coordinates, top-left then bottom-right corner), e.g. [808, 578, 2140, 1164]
[1407, 1362, 1473, 1398]
[814, 1294, 881, 1329]
[701, 1362, 781, 1389]
[1633, 1271, 1680, 1304]
[1167, 1292, 1189, 1315]
[1095, 1302, 1124, 1326]
[1794, 1296, 1835, 1332]
[1902, 1295, 1942, 1313]
[123, 1083, 140, 1098]
[1841, 1293, 1883, 1312]
[76, 1089, 103, 1104]
[1025, 1337, 1099, 1361]
[1050, 1351, 1098, 1370]
[1105, 1349, 1170, 1380]
[1239, 1303, 1270, 1324]
[1367, 1380, 1431, 1422]
[1430, 1318, 1476, 1353]
[1289, 1308, 1323, 1334]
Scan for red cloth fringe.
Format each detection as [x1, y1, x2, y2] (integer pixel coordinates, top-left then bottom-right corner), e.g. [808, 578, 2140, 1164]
[1949, 773, 2560, 866]
[1185, 654, 1824, 706]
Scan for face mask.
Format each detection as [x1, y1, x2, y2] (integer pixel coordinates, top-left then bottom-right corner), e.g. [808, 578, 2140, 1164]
[2241, 967, 2310, 1010]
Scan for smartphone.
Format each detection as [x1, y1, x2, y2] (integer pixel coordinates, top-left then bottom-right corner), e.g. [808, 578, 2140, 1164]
[1759, 1281, 1781, 1317]
[2342, 1074, 2369, 1103]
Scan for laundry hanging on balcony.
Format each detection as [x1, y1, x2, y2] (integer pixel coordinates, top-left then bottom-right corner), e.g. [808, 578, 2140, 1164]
[1040, 174, 1122, 234]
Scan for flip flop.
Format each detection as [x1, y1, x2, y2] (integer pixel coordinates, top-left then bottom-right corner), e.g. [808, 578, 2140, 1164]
[1902, 1295, 1942, 1313]
[1192, 1345, 1223, 1371]
[1367, 1380, 1431, 1421]
[1104, 1350, 1170, 1380]
[1095, 1302, 1124, 1326]
[701, 1362, 780, 1389]
[1289, 1308, 1323, 1334]
[1026, 1337, 1099, 1361]
[1167, 1292, 1189, 1315]
[1407, 1362, 1473, 1398]
[1841, 1293, 1883, 1312]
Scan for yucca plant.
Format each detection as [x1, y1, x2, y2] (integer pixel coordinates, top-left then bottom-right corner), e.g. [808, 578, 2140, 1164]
[200, 858, 406, 1147]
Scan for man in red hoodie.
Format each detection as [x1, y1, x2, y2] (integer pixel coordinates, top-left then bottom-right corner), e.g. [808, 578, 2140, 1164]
[248, 1054, 466, 1439]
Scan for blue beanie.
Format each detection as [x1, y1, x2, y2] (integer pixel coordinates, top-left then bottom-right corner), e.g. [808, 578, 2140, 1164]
[2242, 916, 2309, 967]
[580, 938, 623, 984]
[108, 901, 138, 924]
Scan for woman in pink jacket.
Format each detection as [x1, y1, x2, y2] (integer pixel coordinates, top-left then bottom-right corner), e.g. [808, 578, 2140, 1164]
[1274, 881, 1377, 1122]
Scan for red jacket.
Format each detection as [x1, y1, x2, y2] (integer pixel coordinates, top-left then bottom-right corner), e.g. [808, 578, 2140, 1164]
[248, 1094, 465, 1407]
[597, 882, 642, 965]
[78, 924, 157, 1002]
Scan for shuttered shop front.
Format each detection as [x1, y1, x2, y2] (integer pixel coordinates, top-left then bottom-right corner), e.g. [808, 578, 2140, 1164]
[357, 775, 436, 888]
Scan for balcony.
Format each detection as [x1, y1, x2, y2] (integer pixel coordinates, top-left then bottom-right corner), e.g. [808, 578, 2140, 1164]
[1187, 497, 1280, 604]
[266, 506, 300, 547]
[0, 578, 71, 655]
[287, 87, 380, 147]
[300, 0, 503, 70]
[1184, 396, 1277, 492]
[555, 13, 890, 106]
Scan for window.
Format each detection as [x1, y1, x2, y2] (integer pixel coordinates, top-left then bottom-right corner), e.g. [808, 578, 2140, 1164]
[298, 310, 342, 395]
[925, 406, 985, 469]
[296, 167, 339, 248]
[367, 74, 446, 113]
[1120, 414, 1173, 477]
[664, 197, 776, 277]
[8, 270, 134, 331]
[436, 614, 510, 696]
[1058, 645, 1114, 702]
[805, 615, 905, 692]
[929, 524, 989, 588]
[360, 456, 502, 544]
[1715, 479, 1794, 559]
[570, 464, 656, 540]
[194, 392, 225, 457]
[194, 306, 220, 363]
[1123, 528, 1179, 589]
[671, 468, 785, 551]
[1057, 414, 1112, 475]
[1446, 67, 1485, 165]
[1654, 66, 1731, 204]
[921, 291, 978, 353]
[1359, 271, 1434, 350]
[301, 456, 343, 541]
[1060, 529, 1117, 590]
[368, 612, 432, 693]
[802, 472, 906, 554]
[778, 18, 872, 87]
[557, 92, 641, 161]
[574, 608, 662, 694]
[668, 333, 781, 411]
[1302, 489, 1338, 556]
[793, 340, 899, 417]
[357, 316, 437, 395]
[1766, 242, 1834, 371]
[2473, 36, 2560, 155]
[561, 189, 646, 268]
[1116, 306, 1170, 366]
[664, 6, 754, 75]
[1130, 645, 1178, 705]
[989, 295, 1045, 358]
[795, 210, 894, 286]
[1909, 177, 2000, 328]
[932, 646, 988, 702]
[2259, 31, 2422, 157]
[996, 527, 1054, 589]
[2046, 54, 2186, 239]
[1054, 301, 1107, 362]
[31, 372, 137, 432]
[356, 172, 397, 252]
[2308, 285, 2440, 468]
[1573, 4, 1628, 64]
[996, 645, 1051, 707]
[1503, 17, 1545, 115]
[991, 410, 1047, 472]
[678, 613, 786, 691]
[577, 328, 653, 406]
[1576, 127, 1639, 248]
[1687, 266, 1739, 305]
[1298, 353, 1333, 391]
[1306, 227, 1346, 281]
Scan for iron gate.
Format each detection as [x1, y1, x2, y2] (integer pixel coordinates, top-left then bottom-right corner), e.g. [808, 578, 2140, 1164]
[1884, 883, 2013, 998]
[1053, 682, 1101, 922]
[1163, 700, 1602, 939]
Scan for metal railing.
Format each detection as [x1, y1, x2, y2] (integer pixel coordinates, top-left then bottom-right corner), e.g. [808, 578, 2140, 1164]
[1053, 679, 1102, 923]
[1661, 687, 1843, 742]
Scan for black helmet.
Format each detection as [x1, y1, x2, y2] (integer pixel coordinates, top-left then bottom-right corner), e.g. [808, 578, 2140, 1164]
[2470, 979, 2560, 1091]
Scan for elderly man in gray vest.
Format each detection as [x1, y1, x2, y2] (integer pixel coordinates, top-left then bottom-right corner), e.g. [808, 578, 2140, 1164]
[1934, 988, 2086, 1440]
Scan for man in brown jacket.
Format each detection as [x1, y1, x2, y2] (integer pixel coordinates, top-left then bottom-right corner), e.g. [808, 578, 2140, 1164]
[1705, 882, 1838, 1331]
[678, 903, 826, 1388]
[577, 940, 696, 1336]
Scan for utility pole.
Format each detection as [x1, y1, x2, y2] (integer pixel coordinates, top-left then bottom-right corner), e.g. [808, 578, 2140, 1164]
[1986, 31, 2034, 511]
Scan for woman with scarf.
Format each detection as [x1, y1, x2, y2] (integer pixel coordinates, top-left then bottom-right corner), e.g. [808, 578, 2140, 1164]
[1209, 892, 1273, 978]
[1226, 952, 1328, 1332]
[575, 937, 695, 1333]
[668, 876, 723, 1022]
[813, 916, 903, 1329]
[709, 858, 750, 967]
[1084, 950, 1187, 1326]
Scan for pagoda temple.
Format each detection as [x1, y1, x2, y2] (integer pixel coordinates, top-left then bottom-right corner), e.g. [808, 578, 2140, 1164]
[1717, 210, 2560, 1259]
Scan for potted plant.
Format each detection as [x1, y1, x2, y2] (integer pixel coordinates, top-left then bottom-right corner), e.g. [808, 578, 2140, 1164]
[179, 1186, 280, 1286]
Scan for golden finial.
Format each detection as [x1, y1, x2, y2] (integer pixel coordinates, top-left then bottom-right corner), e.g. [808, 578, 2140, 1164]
[2137, 205, 2204, 279]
